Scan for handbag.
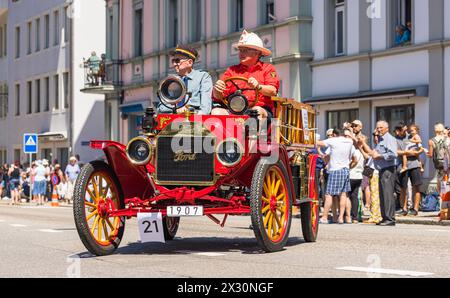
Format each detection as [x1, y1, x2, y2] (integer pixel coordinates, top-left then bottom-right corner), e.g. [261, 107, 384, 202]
[362, 166, 374, 178]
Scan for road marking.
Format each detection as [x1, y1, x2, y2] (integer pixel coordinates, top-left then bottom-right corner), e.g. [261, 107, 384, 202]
[38, 229, 63, 233]
[175, 251, 226, 257]
[196, 252, 226, 257]
[336, 267, 433, 277]
[10, 224, 27, 228]
[0, 219, 5, 222]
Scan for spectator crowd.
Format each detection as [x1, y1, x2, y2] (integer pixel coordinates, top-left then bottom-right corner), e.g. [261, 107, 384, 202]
[0, 156, 82, 206]
[317, 120, 450, 227]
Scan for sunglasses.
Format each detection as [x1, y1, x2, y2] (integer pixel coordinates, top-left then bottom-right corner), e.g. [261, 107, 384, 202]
[238, 48, 259, 55]
[171, 58, 189, 65]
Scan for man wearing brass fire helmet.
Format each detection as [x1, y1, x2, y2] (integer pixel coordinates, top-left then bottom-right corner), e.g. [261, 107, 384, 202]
[212, 30, 280, 120]
[157, 45, 213, 115]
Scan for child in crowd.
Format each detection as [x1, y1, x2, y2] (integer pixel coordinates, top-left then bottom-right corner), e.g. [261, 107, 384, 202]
[401, 124, 425, 173]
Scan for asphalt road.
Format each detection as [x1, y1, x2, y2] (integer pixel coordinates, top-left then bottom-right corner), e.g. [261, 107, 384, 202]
[1, 205, 450, 278]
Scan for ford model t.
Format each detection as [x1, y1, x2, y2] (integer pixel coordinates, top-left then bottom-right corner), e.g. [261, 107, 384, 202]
[73, 76, 320, 256]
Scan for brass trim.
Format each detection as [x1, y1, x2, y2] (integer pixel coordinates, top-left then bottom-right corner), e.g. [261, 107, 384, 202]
[216, 138, 244, 168]
[125, 136, 154, 166]
[158, 76, 187, 106]
[154, 134, 217, 186]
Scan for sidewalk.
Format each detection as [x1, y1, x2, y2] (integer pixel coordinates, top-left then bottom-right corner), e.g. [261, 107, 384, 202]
[0, 198, 73, 208]
[395, 211, 450, 226]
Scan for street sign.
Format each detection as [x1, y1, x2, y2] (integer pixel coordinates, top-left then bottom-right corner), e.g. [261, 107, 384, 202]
[23, 134, 38, 154]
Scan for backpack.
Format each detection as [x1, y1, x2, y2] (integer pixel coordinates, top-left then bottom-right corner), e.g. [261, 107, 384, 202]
[420, 192, 440, 212]
[432, 138, 449, 170]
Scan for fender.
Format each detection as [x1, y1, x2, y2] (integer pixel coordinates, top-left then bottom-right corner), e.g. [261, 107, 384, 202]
[89, 140, 154, 199]
[257, 142, 295, 205]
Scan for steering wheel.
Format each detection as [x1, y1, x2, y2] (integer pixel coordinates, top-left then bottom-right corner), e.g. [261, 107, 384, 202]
[223, 76, 260, 109]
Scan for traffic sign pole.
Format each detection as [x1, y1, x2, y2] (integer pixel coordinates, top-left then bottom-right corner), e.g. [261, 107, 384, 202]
[23, 134, 38, 206]
[29, 153, 32, 205]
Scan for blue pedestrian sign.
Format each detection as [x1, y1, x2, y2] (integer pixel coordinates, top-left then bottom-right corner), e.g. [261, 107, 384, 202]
[23, 134, 38, 154]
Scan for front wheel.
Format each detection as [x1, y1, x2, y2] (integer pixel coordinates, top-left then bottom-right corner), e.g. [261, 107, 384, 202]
[73, 161, 125, 256]
[163, 217, 180, 240]
[250, 159, 292, 252]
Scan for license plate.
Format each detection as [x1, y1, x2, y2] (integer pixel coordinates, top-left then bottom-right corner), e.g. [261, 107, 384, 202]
[167, 206, 204, 217]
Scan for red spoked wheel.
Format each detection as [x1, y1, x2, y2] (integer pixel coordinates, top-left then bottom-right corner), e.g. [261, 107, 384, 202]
[250, 159, 292, 252]
[301, 154, 320, 242]
[73, 161, 125, 256]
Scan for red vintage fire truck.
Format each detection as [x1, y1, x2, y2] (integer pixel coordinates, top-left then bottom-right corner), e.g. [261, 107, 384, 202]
[73, 76, 320, 256]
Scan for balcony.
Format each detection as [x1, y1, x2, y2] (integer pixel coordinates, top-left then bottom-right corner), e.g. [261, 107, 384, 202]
[80, 55, 122, 95]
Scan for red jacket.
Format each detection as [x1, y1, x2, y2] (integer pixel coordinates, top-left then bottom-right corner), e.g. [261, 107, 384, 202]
[215, 61, 280, 112]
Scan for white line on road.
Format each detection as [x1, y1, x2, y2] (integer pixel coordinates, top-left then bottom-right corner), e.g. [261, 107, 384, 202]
[336, 267, 433, 277]
[10, 224, 27, 228]
[196, 252, 226, 257]
[175, 251, 226, 257]
[0, 220, 5, 222]
[37, 229, 63, 233]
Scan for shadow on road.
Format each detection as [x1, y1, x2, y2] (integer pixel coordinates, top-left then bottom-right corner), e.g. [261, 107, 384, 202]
[74, 236, 306, 258]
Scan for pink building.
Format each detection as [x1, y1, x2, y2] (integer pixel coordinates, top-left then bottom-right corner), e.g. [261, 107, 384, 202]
[83, 0, 313, 144]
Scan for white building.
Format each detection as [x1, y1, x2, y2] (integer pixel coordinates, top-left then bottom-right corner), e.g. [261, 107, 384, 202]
[1, 0, 106, 168]
[86, 0, 313, 144]
[0, 0, 8, 165]
[308, 0, 450, 181]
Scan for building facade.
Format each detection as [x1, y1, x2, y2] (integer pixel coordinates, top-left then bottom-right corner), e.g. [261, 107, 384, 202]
[0, 0, 8, 165]
[308, 0, 450, 180]
[1, 0, 106, 168]
[90, 0, 313, 144]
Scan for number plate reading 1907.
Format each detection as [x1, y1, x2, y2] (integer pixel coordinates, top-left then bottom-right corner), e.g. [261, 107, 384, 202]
[167, 206, 204, 217]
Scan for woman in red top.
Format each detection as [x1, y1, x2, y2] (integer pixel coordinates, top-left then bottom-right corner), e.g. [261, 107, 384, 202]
[212, 30, 280, 120]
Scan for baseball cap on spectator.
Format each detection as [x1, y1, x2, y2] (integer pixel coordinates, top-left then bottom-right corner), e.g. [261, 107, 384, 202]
[326, 129, 334, 137]
[352, 120, 363, 127]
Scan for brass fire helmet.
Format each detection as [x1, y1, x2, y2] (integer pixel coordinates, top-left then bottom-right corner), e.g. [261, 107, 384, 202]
[158, 76, 187, 109]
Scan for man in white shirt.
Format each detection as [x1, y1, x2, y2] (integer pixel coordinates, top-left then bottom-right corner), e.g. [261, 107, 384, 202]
[318, 128, 356, 224]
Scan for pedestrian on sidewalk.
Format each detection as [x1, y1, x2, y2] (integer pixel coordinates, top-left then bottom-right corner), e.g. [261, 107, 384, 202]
[33, 160, 49, 206]
[360, 121, 398, 226]
[8, 161, 21, 206]
[318, 128, 356, 224]
[428, 123, 450, 200]
[0, 167, 5, 199]
[65, 156, 81, 204]
[357, 130, 383, 224]
[346, 129, 365, 223]
[396, 123, 424, 216]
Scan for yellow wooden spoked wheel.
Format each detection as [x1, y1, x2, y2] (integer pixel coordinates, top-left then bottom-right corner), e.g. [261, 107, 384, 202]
[74, 161, 125, 256]
[85, 173, 121, 246]
[261, 167, 289, 243]
[250, 159, 292, 252]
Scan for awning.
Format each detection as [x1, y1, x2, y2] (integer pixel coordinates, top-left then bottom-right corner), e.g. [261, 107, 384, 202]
[303, 85, 429, 104]
[38, 132, 67, 141]
[119, 101, 149, 115]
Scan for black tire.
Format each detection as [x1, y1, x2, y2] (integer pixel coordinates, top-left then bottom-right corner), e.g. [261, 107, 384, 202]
[250, 158, 293, 252]
[163, 217, 180, 240]
[73, 161, 125, 256]
[301, 165, 320, 242]
[300, 202, 319, 242]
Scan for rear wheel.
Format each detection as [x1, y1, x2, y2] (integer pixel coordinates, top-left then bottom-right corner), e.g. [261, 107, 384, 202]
[73, 161, 125, 256]
[250, 159, 292, 252]
[301, 155, 320, 242]
[163, 217, 180, 240]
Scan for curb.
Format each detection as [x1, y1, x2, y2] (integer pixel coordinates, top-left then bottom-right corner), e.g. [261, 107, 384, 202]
[396, 217, 450, 226]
